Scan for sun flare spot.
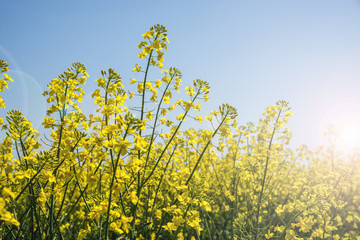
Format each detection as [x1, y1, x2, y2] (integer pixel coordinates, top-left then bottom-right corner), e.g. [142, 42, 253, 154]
[321, 104, 360, 152]
[335, 123, 360, 151]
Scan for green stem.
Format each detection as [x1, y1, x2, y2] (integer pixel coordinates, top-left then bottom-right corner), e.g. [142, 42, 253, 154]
[142, 91, 201, 188]
[254, 109, 282, 240]
[103, 127, 129, 239]
[185, 113, 228, 186]
[149, 144, 178, 222]
[142, 75, 174, 182]
[139, 34, 159, 124]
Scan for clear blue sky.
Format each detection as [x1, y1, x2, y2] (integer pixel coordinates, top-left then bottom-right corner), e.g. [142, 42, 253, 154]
[1, 0, 360, 150]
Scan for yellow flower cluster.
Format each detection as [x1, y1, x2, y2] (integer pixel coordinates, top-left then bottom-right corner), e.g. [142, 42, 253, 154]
[137, 24, 168, 69]
[0, 25, 360, 240]
[0, 60, 13, 125]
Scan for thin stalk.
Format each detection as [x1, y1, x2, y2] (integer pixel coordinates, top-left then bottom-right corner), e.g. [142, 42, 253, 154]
[142, 91, 201, 187]
[142, 75, 174, 181]
[185, 113, 228, 186]
[58, 183, 78, 223]
[156, 112, 230, 240]
[254, 109, 282, 240]
[103, 128, 129, 239]
[3, 203, 32, 239]
[72, 165, 92, 213]
[149, 144, 178, 222]
[139, 34, 159, 123]
[280, 175, 342, 238]
[59, 184, 89, 224]
[18, 135, 43, 239]
[104, 75, 116, 170]
[55, 177, 73, 220]
[129, 91, 201, 236]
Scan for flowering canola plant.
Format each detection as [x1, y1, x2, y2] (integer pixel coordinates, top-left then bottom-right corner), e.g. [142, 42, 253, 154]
[1, 25, 360, 240]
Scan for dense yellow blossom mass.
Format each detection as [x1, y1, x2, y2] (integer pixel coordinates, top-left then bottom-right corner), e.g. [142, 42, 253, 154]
[0, 24, 360, 240]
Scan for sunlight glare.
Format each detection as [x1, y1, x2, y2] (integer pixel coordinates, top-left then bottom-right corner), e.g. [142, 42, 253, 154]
[320, 104, 360, 152]
[336, 122, 360, 152]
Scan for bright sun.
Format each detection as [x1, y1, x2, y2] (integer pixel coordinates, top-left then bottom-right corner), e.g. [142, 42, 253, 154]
[336, 122, 360, 151]
[320, 104, 360, 152]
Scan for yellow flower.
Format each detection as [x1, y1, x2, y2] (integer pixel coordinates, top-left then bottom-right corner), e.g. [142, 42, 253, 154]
[146, 111, 153, 120]
[161, 75, 171, 83]
[162, 222, 177, 232]
[77, 224, 90, 240]
[0, 198, 20, 226]
[60, 223, 70, 232]
[219, 125, 231, 137]
[42, 117, 56, 129]
[128, 191, 138, 205]
[2, 187, 16, 199]
[3, 74, 13, 81]
[185, 86, 195, 96]
[152, 40, 162, 50]
[274, 225, 285, 233]
[151, 58, 156, 66]
[43, 171, 56, 183]
[0, 97, 5, 108]
[205, 115, 213, 121]
[138, 41, 148, 48]
[201, 201, 212, 212]
[110, 222, 124, 235]
[155, 209, 162, 220]
[132, 64, 142, 72]
[176, 114, 185, 121]
[155, 79, 162, 88]
[195, 115, 202, 123]
[162, 36, 170, 43]
[265, 229, 274, 239]
[142, 30, 154, 39]
[134, 134, 148, 151]
[173, 216, 185, 226]
[38, 188, 47, 210]
[157, 60, 164, 68]
[157, 51, 164, 62]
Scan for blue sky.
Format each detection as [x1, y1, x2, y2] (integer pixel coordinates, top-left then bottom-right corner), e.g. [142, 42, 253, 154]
[1, 0, 360, 150]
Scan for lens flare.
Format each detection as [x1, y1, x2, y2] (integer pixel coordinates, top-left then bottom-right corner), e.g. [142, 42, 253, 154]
[320, 103, 360, 152]
[336, 122, 360, 151]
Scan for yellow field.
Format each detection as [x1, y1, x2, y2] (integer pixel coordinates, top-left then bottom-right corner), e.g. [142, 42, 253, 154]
[0, 25, 359, 240]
